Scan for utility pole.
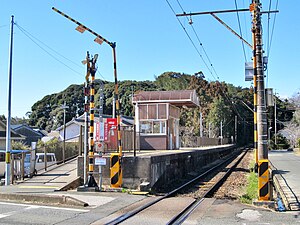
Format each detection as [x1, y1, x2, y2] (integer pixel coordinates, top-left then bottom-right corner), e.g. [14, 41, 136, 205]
[235, 115, 238, 144]
[5, 15, 14, 186]
[274, 96, 277, 146]
[199, 112, 203, 138]
[220, 120, 223, 145]
[98, 81, 104, 191]
[253, 0, 268, 160]
[61, 101, 69, 163]
[251, 0, 270, 201]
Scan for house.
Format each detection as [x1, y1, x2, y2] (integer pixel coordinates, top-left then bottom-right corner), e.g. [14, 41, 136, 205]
[55, 114, 134, 142]
[0, 120, 25, 150]
[11, 124, 45, 146]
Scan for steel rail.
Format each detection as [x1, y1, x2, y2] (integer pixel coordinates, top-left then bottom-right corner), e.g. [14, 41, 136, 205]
[105, 147, 245, 225]
[167, 148, 249, 225]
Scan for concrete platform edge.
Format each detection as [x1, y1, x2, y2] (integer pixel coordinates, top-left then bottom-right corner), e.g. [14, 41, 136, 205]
[0, 192, 89, 207]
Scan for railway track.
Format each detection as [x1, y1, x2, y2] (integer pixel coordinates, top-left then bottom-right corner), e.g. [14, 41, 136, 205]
[105, 147, 249, 225]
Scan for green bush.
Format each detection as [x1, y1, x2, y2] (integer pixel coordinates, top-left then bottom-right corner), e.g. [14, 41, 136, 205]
[269, 134, 290, 150]
[11, 141, 29, 150]
[240, 171, 258, 204]
[36, 138, 79, 162]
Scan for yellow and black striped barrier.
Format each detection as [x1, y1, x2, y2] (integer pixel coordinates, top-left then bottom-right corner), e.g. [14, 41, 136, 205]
[258, 159, 270, 201]
[110, 153, 122, 188]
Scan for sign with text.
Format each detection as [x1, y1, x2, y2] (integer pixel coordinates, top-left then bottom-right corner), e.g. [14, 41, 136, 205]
[104, 118, 117, 142]
[95, 121, 105, 141]
[95, 122, 100, 142]
[95, 156, 106, 166]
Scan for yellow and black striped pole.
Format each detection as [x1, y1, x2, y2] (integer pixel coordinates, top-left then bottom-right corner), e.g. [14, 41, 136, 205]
[86, 53, 99, 188]
[110, 46, 123, 188]
[52, 7, 123, 187]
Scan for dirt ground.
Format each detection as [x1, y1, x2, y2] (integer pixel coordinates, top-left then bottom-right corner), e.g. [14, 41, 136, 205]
[213, 150, 253, 199]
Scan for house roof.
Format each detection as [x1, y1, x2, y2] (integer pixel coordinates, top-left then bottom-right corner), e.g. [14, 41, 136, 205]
[132, 90, 200, 108]
[0, 120, 25, 140]
[11, 124, 45, 137]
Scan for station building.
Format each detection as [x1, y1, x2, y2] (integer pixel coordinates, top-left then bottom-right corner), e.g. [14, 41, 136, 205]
[132, 90, 199, 150]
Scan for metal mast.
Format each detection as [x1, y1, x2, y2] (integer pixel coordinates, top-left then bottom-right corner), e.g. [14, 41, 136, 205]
[5, 15, 14, 186]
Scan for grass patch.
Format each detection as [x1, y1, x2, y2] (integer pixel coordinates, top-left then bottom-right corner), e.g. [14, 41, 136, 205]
[240, 161, 258, 204]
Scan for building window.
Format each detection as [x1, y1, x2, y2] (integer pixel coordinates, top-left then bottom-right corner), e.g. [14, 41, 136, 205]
[140, 120, 166, 134]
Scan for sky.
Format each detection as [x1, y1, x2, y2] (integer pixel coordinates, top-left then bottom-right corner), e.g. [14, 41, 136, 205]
[0, 0, 299, 118]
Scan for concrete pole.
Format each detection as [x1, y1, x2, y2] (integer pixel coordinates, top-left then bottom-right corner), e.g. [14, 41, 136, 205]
[220, 121, 223, 145]
[5, 15, 14, 186]
[254, 0, 268, 160]
[199, 112, 203, 138]
[61, 101, 69, 163]
[235, 115, 238, 144]
[112, 96, 116, 119]
[274, 98, 277, 146]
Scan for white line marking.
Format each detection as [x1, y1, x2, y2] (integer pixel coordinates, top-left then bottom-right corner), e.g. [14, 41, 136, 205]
[0, 201, 89, 212]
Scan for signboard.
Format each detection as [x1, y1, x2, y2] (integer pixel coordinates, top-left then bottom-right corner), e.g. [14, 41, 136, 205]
[95, 122, 100, 142]
[95, 141, 104, 152]
[95, 156, 106, 166]
[245, 62, 253, 81]
[265, 88, 274, 107]
[104, 118, 117, 142]
[104, 122, 109, 141]
[99, 121, 104, 141]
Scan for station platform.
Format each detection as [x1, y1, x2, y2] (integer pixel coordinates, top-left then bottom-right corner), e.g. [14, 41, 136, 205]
[78, 144, 237, 191]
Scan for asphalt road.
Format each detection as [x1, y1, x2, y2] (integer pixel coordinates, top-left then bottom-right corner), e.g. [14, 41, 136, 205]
[0, 201, 89, 225]
[269, 150, 300, 197]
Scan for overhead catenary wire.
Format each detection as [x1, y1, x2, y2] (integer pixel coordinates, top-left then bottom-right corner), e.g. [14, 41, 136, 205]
[234, 0, 248, 62]
[165, 0, 216, 80]
[266, 0, 279, 87]
[175, 0, 220, 79]
[267, 0, 279, 57]
[166, 0, 249, 122]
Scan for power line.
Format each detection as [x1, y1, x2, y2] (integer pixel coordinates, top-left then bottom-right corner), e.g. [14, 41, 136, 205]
[267, 0, 279, 57]
[234, 0, 248, 62]
[267, 0, 272, 55]
[175, 0, 220, 80]
[15, 23, 83, 77]
[166, 0, 248, 121]
[266, 0, 279, 87]
[165, 0, 216, 80]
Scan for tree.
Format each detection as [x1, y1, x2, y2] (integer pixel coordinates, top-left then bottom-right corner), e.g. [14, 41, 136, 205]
[277, 92, 300, 148]
[206, 96, 233, 138]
